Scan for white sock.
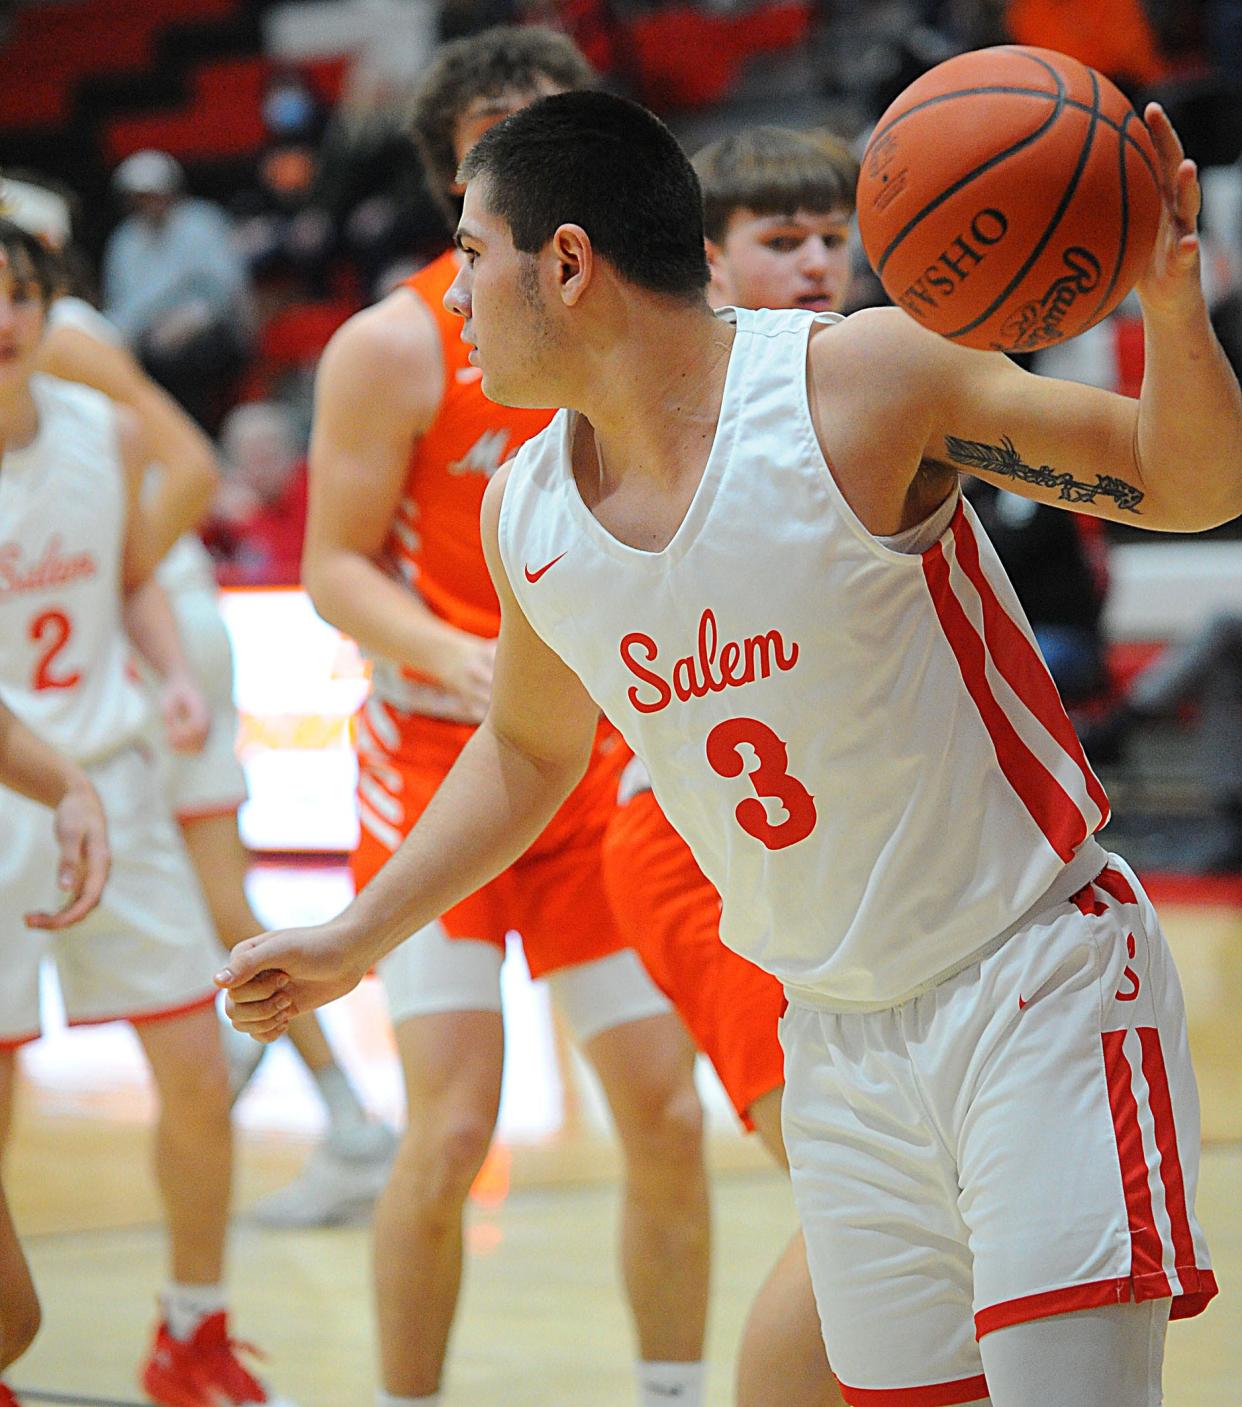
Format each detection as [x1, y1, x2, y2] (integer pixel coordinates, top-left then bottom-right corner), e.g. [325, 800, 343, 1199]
[311, 1060, 367, 1132]
[637, 1361, 705, 1406]
[376, 1393, 441, 1407]
[162, 1282, 227, 1341]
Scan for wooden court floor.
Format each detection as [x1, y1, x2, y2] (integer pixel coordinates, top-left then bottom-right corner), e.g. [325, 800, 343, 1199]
[6, 897, 1241, 1407]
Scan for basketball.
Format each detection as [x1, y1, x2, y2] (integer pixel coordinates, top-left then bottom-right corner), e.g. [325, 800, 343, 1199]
[856, 45, 1163, 353]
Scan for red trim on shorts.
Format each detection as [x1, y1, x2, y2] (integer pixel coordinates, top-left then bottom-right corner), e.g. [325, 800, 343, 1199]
[835, 1371, 989, 1405]
[950, 512, 1110, 828]
[1102, 1028, 1171, 1293]
[922, 536, 1086, 863]
[174, 801, 245, 824]
[975, 1276, 1132, 1338]
[1165, 1268, 1218, 1320]
[974, 1265, 1218, 1340]
[0, 1030, 41, 1050]
[68, 989, 218, 1030]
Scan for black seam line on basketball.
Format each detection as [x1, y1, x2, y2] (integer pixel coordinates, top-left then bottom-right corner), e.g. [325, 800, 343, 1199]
[1009, 42, 1156, 185]
[869, 89, 1157, 188]
[874, 75, 1066, 276]
[946, 65, 1104, 340]
[1086, 107, 1134, 328]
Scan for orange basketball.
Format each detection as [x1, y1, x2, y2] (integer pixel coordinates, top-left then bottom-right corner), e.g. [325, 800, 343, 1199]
[856, 45, 1162, 353]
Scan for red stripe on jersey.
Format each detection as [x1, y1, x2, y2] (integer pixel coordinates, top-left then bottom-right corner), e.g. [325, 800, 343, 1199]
[950, 512, 1110, 828]
[835, 1372, 990, 1406]
[923, 539, 1086, 862]
[1094, 866, 1138, 906]
[1102, 1029, 1171, 1294]
[1136, 1027, 1198, 1281]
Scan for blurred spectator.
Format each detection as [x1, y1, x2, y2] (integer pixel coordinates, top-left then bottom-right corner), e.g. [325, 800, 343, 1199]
[206, 401, 308, 586]
[304, 61, 448, 298]
[103, 149, 255, 433]
[966, 482, 1111, 707]
[1084, 613, 1242, 873]
[232, 71, 335, 301]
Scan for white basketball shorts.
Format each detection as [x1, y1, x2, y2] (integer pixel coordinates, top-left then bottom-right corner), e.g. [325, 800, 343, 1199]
[0, 745, 222, 1043]
[154, 585, 247, 821]
[780, 854, 1216, 1406]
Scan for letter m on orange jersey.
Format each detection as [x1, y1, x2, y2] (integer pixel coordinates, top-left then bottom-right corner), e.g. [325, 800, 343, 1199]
[448, 429, 511, 478]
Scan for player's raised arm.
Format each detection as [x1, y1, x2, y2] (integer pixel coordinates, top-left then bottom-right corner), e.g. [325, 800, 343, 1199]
[218, 463, 601, 1036]
[819, 104, 1242, 536]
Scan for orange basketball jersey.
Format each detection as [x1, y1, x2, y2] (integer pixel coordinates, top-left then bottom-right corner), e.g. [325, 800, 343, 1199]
[388, 250, 555, 638]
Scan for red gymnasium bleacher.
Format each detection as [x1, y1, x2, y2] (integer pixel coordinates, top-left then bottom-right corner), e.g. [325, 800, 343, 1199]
[0, 0, 238, 131]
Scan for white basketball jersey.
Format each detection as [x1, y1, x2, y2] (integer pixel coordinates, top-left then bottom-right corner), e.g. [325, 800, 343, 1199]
[499, 306, 1109, 1008]
[45, 296, 219, 605]
[0, 375, 148, 762]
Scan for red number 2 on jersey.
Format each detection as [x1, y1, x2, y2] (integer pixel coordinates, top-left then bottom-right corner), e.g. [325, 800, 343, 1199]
[30, 609, 81, 691]
[706, 716, 817, 851]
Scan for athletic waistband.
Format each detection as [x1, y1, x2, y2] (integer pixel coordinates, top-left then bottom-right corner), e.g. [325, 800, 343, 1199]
[784, 838, 1109, 1015]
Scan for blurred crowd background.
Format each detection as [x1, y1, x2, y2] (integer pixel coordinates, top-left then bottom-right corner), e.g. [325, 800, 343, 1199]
[2, 0, 1240, 872]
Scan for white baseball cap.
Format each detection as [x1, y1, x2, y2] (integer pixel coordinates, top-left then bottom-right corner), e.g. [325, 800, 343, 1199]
[0, 175, 72, 247]
[112, 148, 184, 196]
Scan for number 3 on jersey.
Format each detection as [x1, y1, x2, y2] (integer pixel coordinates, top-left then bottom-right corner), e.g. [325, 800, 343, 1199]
[30, 608, 81, 691]
[706, 716, 816, 850]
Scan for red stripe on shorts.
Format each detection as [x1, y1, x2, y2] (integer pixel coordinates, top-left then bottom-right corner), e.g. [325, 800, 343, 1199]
[1136, 1027, 1197, 1282]
[951, 512, 1110, 828]
[1102, 1029, 1171, 1294]
[835, 1372, 990, 1406]
[923, 538, 1085, 862]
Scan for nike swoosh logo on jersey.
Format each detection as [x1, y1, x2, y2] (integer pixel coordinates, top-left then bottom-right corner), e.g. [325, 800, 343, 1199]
[524, 552, 567, 583]
[455, 366, 484, 383]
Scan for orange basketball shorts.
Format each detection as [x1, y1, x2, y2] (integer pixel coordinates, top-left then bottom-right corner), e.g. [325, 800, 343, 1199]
[352, 697, 628, 979]
[602, 788, 786, 1126]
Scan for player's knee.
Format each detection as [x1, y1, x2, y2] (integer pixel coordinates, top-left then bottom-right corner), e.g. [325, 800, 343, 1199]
[625, 1076, 705, 1172]
[398, 1110, 494, 1204]
[0, 1289, 41, 1369]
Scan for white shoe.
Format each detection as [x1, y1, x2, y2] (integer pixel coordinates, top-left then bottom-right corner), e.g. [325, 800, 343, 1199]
[247, 1129, 397, 1228]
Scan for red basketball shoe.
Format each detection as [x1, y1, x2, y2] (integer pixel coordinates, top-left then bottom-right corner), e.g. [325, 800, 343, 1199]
[141, 1313, 281, 1406]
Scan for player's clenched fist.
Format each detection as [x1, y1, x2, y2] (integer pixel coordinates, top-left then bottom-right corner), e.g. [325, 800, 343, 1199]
[214, 921, 371, 1042]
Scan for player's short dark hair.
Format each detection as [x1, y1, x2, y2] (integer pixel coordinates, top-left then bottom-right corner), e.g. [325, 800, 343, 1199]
[0, 218, 54, 304]
[412, 25, 596, 220]
[459, 91, 710, 301]
[694, 127, 860, 243]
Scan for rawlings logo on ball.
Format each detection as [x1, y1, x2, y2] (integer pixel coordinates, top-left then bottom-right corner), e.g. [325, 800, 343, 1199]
[998, 246, 1103, 350]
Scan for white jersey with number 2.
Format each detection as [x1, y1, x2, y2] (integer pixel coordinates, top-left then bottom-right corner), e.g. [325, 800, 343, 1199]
[499, 306, 1109, 1009]
[0, 375, 148, 763]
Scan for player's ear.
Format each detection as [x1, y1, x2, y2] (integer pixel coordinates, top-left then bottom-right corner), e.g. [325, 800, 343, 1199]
[551, 224, 592, 306]
[704, 237, 732, 307]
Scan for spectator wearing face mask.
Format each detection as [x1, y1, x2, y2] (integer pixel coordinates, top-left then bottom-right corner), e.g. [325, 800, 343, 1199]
[102, 149, 255, 433]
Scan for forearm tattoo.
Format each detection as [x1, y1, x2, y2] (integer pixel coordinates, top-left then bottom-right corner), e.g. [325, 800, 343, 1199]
[944, 434, 1144, 514]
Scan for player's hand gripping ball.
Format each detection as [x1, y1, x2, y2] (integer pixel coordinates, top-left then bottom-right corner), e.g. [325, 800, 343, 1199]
[856, 45, 1162, 353]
